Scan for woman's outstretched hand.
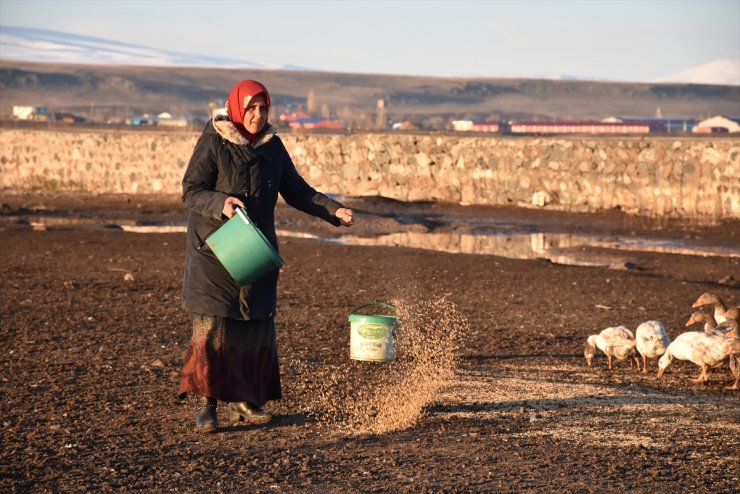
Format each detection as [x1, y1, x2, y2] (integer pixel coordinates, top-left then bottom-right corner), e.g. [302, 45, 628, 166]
[335, 208, 354, 227]
[222, 196, 245, 219]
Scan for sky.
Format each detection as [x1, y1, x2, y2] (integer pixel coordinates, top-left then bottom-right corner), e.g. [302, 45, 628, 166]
[1, 0, 739, 82]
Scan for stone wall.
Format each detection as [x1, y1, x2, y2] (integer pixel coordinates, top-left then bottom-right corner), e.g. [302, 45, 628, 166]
[1, 128, 738, 219]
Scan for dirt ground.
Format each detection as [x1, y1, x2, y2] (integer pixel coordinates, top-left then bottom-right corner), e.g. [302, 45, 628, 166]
[1, 192, 739, 493]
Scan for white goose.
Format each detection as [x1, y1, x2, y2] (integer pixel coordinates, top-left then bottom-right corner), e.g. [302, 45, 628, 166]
[657, 331, 731, 383]
[634, 320, 671, 374]
[584, 326, 639, 370]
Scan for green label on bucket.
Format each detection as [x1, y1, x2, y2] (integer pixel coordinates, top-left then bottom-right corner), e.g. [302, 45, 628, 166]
[358, 323, 388, 340]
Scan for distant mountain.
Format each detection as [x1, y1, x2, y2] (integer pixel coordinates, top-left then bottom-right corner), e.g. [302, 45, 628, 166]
[5, 25, 739, 88]
[0, 26, 309, 70]
[653, 60, 740, 86]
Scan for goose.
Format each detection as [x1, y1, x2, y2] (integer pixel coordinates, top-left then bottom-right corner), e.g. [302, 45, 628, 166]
[723, 338, 740, 390]
[691, 292, 735, 325]
[685, 310, 717, 333]
[657, 331, 731, 383]
[719, 308, 738, 338]
[720, 308, 740, 389]
[715, 308, 738, 336]
[686, 310, 737, 340]
[584, 326, 639, 370]
[723, 307, 739, 325]
[686, 309, 738, 371]
[635, 321, 671, 374]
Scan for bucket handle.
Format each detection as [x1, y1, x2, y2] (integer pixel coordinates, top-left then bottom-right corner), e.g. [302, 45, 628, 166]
[351, 301, 397, 315]
[197, 204, 249, 253]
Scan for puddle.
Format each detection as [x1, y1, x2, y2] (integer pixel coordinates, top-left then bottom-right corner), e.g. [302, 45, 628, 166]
[278, 229, 740, 267]
[118, 225, 187, 233]
[2, 214, 187, 233]
[4, 213, 738, 268]
[333, 231, 739, 258]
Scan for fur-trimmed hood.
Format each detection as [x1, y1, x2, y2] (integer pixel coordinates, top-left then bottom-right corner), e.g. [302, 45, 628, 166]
[211, 114, 277, 148]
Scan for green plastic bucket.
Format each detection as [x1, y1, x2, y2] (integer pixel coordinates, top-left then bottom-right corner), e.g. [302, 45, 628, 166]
[205, 207, 284, 286]
[348, 302, 398, 362]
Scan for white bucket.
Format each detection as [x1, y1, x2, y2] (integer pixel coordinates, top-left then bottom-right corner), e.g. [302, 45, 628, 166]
[348, 302, 398, 362]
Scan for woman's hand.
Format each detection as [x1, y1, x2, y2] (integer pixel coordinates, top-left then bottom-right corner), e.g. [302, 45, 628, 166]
[222, 196, 245, 219]
[335, 208, 354, 227]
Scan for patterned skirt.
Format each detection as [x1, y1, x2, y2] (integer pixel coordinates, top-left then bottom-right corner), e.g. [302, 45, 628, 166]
[178, 314, 282, 405]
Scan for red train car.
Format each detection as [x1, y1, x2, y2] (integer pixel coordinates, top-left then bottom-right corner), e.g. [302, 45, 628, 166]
[509, 120, 653, 135]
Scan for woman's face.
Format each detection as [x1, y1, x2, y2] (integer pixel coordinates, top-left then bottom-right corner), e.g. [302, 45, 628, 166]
[244, 93, 268, 134]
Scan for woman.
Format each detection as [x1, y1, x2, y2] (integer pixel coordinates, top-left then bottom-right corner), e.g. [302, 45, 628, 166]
[178, 80, 353, 433]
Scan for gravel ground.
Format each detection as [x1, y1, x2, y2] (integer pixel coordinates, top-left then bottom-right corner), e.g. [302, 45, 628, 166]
[1, 192, 738, 493]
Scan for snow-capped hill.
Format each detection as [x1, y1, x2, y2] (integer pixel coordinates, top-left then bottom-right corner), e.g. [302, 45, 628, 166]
[653, 60, 740, 86]
[0, 26, 302, 69]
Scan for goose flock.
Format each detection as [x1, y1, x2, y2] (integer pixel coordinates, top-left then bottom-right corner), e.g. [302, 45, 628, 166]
[584, 292, 739, 390]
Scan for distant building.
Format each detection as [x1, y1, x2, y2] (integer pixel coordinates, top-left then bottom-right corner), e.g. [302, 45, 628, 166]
[280, 111, 313, 122]
[471, 121, 502, 133]
[157, 112, 189, 128]
[451, 120, 502, 132]
[392, 121, 418, 131]
[451, 120, 474, 131]
[55, 112, 86, 123]
[616, 116, 696, 133]
[692, 115, 740, 134]
[13, 105, 52, 121]
[288, 118, 342, 130]
[130, 114, 157, 126]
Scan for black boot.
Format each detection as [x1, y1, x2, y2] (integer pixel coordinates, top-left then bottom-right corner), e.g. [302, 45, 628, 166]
[195, 397, 218, 433]
[229, 402, 272, 425]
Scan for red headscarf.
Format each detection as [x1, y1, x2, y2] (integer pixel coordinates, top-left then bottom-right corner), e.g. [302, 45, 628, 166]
[225, 80, 271, 143]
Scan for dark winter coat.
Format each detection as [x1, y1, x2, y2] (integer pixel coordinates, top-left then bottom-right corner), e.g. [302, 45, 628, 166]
[181, 116, 343, 320]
